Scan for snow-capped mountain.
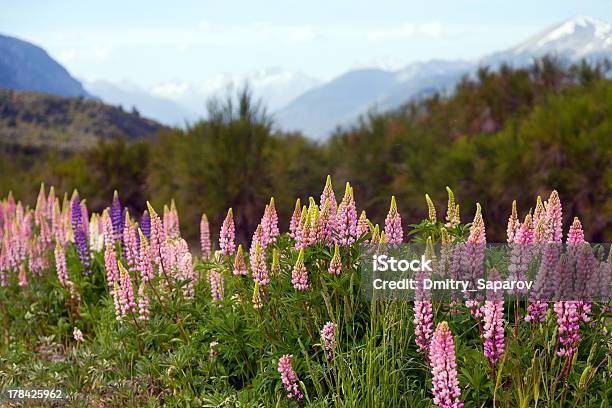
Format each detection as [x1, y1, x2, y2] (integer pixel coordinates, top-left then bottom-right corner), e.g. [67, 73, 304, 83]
[276, 16, 612, 140]
[85, 80, 197, 127]
[151, 68, 321, 115]
[485, 15, 612, 66]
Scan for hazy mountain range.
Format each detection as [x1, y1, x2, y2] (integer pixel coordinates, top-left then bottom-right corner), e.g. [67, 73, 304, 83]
[1, 16, 611, 139]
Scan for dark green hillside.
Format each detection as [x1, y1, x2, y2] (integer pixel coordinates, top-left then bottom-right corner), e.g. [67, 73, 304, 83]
[0, 89, 166, 150]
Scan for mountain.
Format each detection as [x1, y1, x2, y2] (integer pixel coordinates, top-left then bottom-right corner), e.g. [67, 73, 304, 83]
[0, 89, 166, 151]
[150, 68, 321, 116]
[0, 34, 90, 97]
[85, 80, 197, 127]
[484, 16, 612, 67]
[275, 16, 612, 140]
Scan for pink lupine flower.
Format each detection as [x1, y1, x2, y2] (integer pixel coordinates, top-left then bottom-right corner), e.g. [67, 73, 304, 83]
[356, 210, 369, 237]
[200, 213, 211, 259]
[527, 191, 562, 322]
[112, 282, 122, 320]
[233, 244, 247, 275]
[73, 327, 84, 342]
[164, 200, 181, 239]
[178, 250, 196, 298]
[208, 269, 224, 301]
[320, 321, 337, 359]
[54, 242, 68, 288]
[18, 264, 27, 288]
[335, 182, 357, 246]
[554, 301, 580, 357]
[463, 203, 486, 318]
[414, 240, 433, 353]
[292, 248, 308, 291]
[250, 224, 265, 260]
[482, 268, 505, 365]
[137, 229, 154, 283]
[289, 199, 301, 240]
[295, 206, 307, 249]
[317, 198, 333, 245]
[319, 175, 337, 235]
[384, 196, 403, 244]
[278, 354, 304, 401]
[123, 214, 138, 273]
[307, 197, 322, 244]
[262, 198, 279, 245]
[219, 208, 236, 257]
[429, 322, 463, 408]
[507, 200, 519, 243]
[146, 202, 164, 267]
[138, 282, 150, 321]
[328, 244, 342, 275]
[118, 261, 137, 316]
[252, 281, 263, 309]
[252, 242, 269, 286]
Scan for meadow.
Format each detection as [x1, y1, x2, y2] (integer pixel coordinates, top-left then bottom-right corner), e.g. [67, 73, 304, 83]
[0, 179, 610, 407]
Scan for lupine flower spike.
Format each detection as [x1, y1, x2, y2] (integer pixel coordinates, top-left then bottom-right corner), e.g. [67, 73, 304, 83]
[384, 196, 403, 244]
[219, 208, 236, 257]
[252, 242, 269, 285]
[425, 194, 437, 224]
[320, 175, 337, 235]
[356, 210, 369, 237]
[336, 182, 357, 246]
[233, 244, 247, 275]
[70, 191, 90, 275]
[208, 269, 224, 301]
[289, 198, 301, 240]
[482, 268, 505, 365]
[430, 322, 463, 408]
[328, 243, 342, 275]
[445, 187, 460, 228]
[271, 249, 280, 275]
[320, 322, 337, 359]
[252, 281, 263, 309]
[278, 354, 304, 401]
[110, 190, 123, 243]
[200, 213, 211, 259]
[292, 248, 309, 291]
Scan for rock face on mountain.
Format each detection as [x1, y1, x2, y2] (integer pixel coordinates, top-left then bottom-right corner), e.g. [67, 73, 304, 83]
[0, 34, 90, 97]
[0, 89, 165, 150]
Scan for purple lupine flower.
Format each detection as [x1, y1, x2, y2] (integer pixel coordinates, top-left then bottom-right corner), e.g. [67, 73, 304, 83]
[320, 322, 337, 359]
[219, 208, 236, 257]
[482, 268, 505, 365]
[289, 199, 301, 240]
[200, 213, 211, 259]
[328, 243, 342, 275]
[319, 175, 337, 236]
[508, 213, 534, 296]
[292, 248, 308, 291]
[414, 238, 434, 353]
[356, 210, 369, 237]
[208, 269, 224, 301]
[110, 190, 123, 243]
[429, 322, 463, 408]
[71, 191, 90, 275]
[233, 244, 247, 275]
[140, 210, 151, 240]
[384, 196, 403, 244]
[137, 282, 150, 321]
[278, 354, 304, 401]
[335, 183, 357, 246]
[251, 242, 269, 286]
[137, 229, 154, 283]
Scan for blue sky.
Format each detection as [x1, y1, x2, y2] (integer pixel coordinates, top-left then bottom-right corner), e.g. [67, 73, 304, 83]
[2, 0, 611, 86]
